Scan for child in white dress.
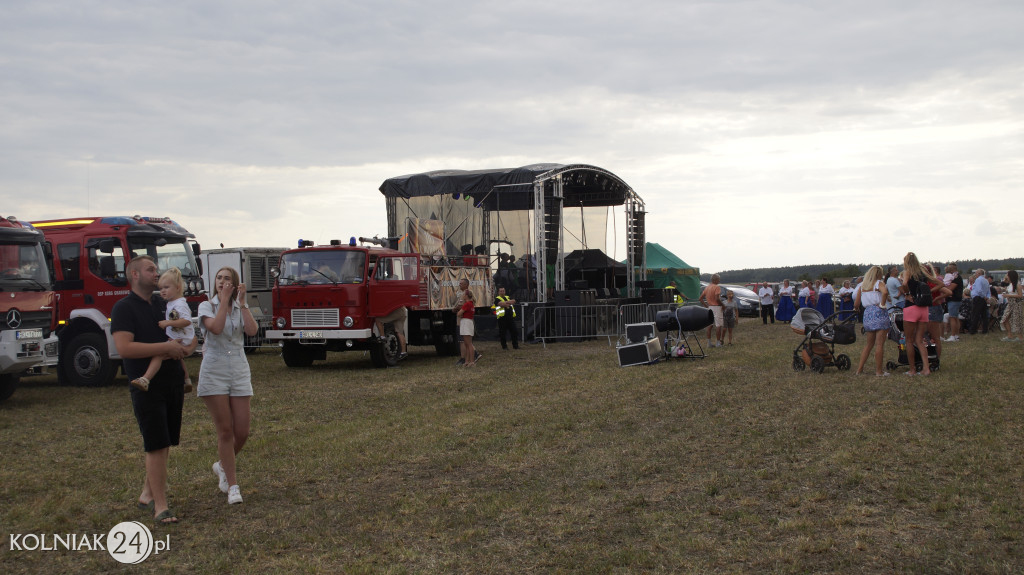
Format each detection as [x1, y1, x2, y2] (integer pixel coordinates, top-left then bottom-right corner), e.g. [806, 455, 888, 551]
[130, 267, 195, 392]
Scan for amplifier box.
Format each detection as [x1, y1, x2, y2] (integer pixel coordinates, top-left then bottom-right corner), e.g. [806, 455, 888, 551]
[625, 322, 657, 344]
[617, 338, 664, 367]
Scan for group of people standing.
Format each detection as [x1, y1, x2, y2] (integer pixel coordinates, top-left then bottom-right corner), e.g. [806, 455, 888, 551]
[111, 257, 257, 525]
[855, 253, 1023, 377]
[766, 278, 847, 324]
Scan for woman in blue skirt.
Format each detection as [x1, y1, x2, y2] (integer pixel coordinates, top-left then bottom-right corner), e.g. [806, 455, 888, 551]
[797, 280, 811, 309]
[816, 277, 835, 317]
[776, 279, 797, 322]
[837, 280, 856, 321]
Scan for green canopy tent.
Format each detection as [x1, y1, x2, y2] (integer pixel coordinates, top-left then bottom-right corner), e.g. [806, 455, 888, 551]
[633, 242, 700, 301]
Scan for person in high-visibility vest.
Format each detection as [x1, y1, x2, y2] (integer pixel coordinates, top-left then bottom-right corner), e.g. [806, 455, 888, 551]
[492, 286, 519, 350]
[669, 280, 687, 306]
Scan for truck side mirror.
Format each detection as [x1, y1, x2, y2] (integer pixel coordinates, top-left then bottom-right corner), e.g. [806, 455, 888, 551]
[192, 243, 201, 256]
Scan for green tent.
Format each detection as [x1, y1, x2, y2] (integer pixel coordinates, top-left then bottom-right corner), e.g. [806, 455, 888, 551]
[637, 242, 701, 301]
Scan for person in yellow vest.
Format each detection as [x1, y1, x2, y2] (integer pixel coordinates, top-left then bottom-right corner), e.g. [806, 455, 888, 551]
[492, 286, 519, 350]
[669, 280, 687, 306]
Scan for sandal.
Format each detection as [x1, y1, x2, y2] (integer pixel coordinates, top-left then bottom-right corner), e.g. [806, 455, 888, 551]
[137, 500, 154, 511]
[154, 509, 178, 525]
[130, 376, 150, 392]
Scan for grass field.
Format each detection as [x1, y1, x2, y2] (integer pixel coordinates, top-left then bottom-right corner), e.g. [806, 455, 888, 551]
[2, 320, 1023, 573]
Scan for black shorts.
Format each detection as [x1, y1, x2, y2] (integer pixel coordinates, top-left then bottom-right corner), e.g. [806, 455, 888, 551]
[130, 382, 184, 452]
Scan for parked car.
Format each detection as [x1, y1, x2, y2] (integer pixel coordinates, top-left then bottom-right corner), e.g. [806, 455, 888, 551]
[699, 282, 761, 317]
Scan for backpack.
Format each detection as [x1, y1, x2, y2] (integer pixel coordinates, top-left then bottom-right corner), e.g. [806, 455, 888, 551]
[912, 276, 932, 307]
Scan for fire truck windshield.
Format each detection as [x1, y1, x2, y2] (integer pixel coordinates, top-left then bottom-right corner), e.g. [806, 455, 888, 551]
[129, 240, 199, 278]
[279, 250, 366, 286]
[0, 241, 51, 291]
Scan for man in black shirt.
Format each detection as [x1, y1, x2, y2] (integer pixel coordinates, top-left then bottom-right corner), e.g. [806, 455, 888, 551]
[110, 256, 196, 524]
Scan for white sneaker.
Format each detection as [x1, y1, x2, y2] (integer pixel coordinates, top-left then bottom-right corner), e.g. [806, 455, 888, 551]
[227, 484, 243, 505]
[213, 461, 229, 494]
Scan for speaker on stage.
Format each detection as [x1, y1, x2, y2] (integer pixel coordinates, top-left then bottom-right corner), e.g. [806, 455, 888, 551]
[655, 306, 714, 332]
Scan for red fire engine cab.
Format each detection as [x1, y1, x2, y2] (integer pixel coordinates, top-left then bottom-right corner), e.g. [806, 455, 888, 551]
[266, 236, 492, 368]
[31, 216, 204, 386]
[0, 216, 56, 401]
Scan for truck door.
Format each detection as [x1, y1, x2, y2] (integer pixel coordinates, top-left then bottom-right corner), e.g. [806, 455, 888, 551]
[368, 256, 420, 317]
[83, 236, 129, 310]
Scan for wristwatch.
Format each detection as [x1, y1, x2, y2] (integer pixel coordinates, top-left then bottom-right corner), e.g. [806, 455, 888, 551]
[241, 303, 250, 309]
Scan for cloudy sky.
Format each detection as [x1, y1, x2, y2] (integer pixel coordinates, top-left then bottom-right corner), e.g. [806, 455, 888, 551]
[3, 0, 1022, 272]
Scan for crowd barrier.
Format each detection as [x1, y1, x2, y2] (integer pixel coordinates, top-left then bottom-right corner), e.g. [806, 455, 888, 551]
[529, 302, 704, 347]
[244, 313, 281, 352]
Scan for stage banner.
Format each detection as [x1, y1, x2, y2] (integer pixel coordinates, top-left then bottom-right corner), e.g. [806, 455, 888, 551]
[407, 218, 445, 259]
[427, 266, 493, 310]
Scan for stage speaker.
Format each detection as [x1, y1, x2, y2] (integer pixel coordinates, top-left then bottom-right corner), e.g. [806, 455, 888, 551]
[655, 306, 714, 332]
[636, 280, 654, 289]
[617, 338, 663, 367]
[570, 279, 589, 290]
[641, 288, 671, 304]
[625, 322, 657, 344]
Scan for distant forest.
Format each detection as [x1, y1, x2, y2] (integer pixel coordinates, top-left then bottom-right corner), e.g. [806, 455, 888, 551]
[701, 258, 1024, 284]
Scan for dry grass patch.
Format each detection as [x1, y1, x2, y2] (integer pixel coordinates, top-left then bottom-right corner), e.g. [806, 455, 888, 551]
[2, 319, 1024, 573]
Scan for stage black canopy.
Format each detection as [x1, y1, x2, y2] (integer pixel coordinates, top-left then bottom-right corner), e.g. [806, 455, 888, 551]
[379, 163, 635, 211]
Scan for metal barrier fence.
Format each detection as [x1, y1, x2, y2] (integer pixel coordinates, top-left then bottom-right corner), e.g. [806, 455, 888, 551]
[530, 302, 703, 347]
[530, 304, 619, 346]
[244, 313, 281, 351]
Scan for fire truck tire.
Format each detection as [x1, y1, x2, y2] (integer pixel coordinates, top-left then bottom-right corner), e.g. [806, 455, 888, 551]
[281, 342, 315, 367]
[370, 326, 400, 368]
[0, 374, 17, 402]
[63, 332, 116, 387]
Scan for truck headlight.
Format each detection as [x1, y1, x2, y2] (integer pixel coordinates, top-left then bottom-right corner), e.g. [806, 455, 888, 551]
[343, 316, 354, 327]
[276, 317, 286, 328]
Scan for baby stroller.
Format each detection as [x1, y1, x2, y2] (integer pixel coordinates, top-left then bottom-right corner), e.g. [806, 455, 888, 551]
[885, 307, 939, 372]
[791, 308, 857, 373]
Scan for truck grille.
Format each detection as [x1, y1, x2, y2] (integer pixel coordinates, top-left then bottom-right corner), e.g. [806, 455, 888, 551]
[1, 310, 52, 337]
[291, 309, 340, 328]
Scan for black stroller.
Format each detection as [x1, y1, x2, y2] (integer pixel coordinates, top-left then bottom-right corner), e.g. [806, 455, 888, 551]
[791, 308, 858, 373]
[885, 307, 939, 372]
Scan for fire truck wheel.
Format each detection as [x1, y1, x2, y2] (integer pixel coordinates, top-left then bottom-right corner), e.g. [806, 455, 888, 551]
[370, 325, 400, 368]
[0, 374, 17, 402]
[281, 342, 315, 368]
[63, 332, 116, 387]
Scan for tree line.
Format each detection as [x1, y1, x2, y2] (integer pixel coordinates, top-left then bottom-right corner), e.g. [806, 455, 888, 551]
[701, 258, 1024, 284]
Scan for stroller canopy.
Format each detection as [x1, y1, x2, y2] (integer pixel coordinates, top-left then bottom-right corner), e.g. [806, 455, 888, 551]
[791, 308, 825, 335]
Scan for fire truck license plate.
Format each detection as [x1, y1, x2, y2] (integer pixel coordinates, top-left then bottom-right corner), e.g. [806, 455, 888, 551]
[16, 329, 43, 340]
[299, 330, 323, 338]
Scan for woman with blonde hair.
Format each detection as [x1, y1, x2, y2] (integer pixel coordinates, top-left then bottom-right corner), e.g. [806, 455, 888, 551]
[854, 266, 890, 376]
[900, 252, 936, 376]
[197, 266, 259, 504]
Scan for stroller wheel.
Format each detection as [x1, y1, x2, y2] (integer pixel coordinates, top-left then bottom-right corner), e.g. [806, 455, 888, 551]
[810, 356, 825, 373]
[886, 361, 898, 371]
[792, 356, 805, 371]
[836, 354, 851, 371]
[930, 358, 940, 371]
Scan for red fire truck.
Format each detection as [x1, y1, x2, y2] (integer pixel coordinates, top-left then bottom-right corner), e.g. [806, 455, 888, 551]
[31, 216, 204, 386]
[265, 237, 492, 368]
[0, 216, 56, 401]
